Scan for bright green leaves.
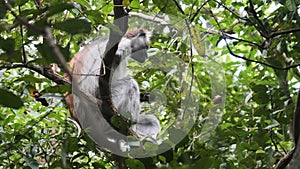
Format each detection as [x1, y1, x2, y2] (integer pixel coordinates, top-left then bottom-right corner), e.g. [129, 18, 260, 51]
[46, 3, 75, 17]
[251, 84, 269, 105]
[0, 37, 22, 62]
[73, 0, 91, 9]
[152, 0, 178, 15]
[41, 85, 71, 94]
[23, 154, 39, 169]
[84, 10, 106, 25]
[125, 159, 145, 169]
[130, 0, 140, 8]
[53, 18, 92, 35]
[36, 42, 70, 65]
[286, 0, 297, 11]
[0, 88, 23, 109]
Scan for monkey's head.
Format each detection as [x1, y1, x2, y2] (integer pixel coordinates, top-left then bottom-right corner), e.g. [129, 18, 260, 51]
[124, 29, 151, 63]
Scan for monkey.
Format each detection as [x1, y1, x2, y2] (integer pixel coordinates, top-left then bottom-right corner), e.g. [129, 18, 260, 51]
[67, 29, 161, 145]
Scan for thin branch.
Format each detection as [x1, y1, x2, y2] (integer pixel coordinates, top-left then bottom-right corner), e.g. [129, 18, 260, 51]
[18, 6, 27, 64]
[213, 0, 248, 21]
[43, 27, 73, 80]
[190, 0, 209, 22]
[173, 0, 185, 15]
[209, 9, 300, 70]
[268, 28, 300, 39]
[224, 39, 300, 70]
[274, 147, 295, 169]
[248, 0, 269, 38]
[275, 87, 300, 168]
[2, 0, 45, 34]
[1, 63, 70, 85]
[205, 29, 263, 49]
[129, 12, 170, 26]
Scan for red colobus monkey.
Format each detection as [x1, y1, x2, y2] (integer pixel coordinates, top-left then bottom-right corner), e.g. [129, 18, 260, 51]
[67, 29, 160, 143]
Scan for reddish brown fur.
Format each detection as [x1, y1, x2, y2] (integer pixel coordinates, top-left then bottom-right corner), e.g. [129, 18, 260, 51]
[124, 28, 147, 38]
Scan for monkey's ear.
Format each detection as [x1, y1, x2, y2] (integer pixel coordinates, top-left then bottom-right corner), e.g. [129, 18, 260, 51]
[131, 49, 147, 63]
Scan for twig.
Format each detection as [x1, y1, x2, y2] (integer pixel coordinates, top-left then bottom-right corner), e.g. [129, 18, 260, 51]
[205, 29, 263, 49]
[190, 0, 209, 22]
[248, 0, 269, 38]
[209, 9, 300, 70]
[268, 28, 300, 39]
[2, 0, 45, 34]
[43, 27, 73, 80]
[18, 6, 27, 64]
[129, 12, 170, 26]
[275, 87, 300, 168]
[213, 0, 248, 21]
[224, 39, 300, 70]
[173, 0, 185, 15]
[1, 63, 71, 85]
[275, 147, 295, 169]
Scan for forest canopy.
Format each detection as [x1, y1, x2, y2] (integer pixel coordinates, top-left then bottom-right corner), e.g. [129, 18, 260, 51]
[1, 0, 300, 168]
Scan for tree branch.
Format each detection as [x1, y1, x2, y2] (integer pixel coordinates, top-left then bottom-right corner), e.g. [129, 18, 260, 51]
[99, 1, 128, 168]
[43, 27, 73, 79]
[276, 87, 300, 168]
[2, 0, 45, 34]
[1, 63, 70, 85]
[190, 0, 209, 22]
[248, 0, 269, 38]
[2, 0, 73, 80]
[224, 39, 300, 70]
[213, 0, 249, 21]
[268, 28, 300, 39]
[173, 0, 185, 15]
[209, 9, 300, 71]
[98, 1, 128, 120]
[205, 29, 263, 49]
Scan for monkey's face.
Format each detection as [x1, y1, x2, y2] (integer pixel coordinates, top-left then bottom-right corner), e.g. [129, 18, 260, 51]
[128, 29, 151, 63]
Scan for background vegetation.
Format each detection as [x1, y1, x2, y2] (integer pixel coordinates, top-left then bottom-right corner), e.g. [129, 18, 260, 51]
[1, 0, 300, 168]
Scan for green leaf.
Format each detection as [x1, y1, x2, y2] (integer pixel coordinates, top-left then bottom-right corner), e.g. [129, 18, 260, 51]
[36, 43, 70, 64]
[36, 44, 57, 64]
[14, 75, 48, 83]
[101, 2, 113, 14]
[0, 52, 22, 62]
[41, 85, 71, 94]
[23, 154, 39, 169]
[53, 18, 92, 35]
[0, 37, 15, 52]
[46, 3, 75, 17]
[152, 0, 178, 15]
[125, 159, 145, 169]
[191, 26, 206, 57]
[73, 0, 91, 9]
[286, 0, 296, 11]
[251, 84, 268, 93]
[0, 37, 22, 62]
[85, 10, 106, 25]
[168, 128, 187, 144]
[130, 0, 140, 8]
[16, 0, 29, 6]
[264, 119, 279, 129]
[0, 88, 23, 109]
[0, 3, 7, 19]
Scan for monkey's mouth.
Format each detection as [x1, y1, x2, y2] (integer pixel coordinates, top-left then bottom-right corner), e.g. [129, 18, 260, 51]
[131, 49, 148, 63]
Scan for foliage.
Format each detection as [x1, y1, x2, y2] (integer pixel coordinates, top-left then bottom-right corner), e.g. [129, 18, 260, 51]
[1, 0, 300, 168]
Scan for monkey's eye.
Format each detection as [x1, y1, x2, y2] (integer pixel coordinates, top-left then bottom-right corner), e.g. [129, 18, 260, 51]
[138, 30, 146, 37]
